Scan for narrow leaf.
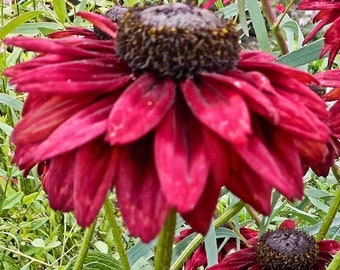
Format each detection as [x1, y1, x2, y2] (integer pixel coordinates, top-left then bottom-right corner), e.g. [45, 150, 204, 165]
[0, 11, 43, 39]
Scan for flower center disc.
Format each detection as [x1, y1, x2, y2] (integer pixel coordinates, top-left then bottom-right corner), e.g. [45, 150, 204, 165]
[115, 3, 239, 80]
[256, 229, 319, 270]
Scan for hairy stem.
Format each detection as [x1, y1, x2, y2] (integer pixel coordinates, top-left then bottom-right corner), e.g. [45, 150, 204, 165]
[73, 221, 96, 270]
[154, 209, 177, 270]
[316, 166, 340, 242]
[260, 0, 289, 55]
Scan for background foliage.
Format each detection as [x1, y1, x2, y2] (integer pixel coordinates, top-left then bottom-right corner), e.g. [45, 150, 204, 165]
[0, 0, 339, 269]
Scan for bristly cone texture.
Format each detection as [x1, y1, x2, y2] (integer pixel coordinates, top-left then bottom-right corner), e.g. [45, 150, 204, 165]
[115, 4, 239, 80]
[4, 4, 331, 242]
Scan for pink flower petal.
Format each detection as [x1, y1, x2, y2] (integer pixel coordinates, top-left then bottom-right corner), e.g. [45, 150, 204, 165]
[181, 77, 252, 144]
[106, 74, 176, 144]
[42, 152, 76, 212]
[115, 136, 170, 242]
[155, 102, 210, 213]
[74, 139, 117, 226]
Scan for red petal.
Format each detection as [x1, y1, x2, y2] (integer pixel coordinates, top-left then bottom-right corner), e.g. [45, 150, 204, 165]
[106, 74, 176, 144]
[42, 152, 76, 212]
[208, 247, 258, 270]
[77, 11, 117, 39]
[115, 137, 170, 242]
[155, 102, 209, 213]
[74, 139, 117, 226]
[279, 219, 296, 230]
[202, 72, 278, 122]
[181, 77, 251, 144]
[28, 94, 119, 162]
[318, 240, 340, 254]
[4, 37, 107, 58]
[233, 134, 302, 201]
[181, 174, 222, 234]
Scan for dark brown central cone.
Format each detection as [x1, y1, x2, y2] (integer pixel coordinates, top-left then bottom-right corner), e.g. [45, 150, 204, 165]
[256, 229, 319, 270]
[115, 3, 239, 80]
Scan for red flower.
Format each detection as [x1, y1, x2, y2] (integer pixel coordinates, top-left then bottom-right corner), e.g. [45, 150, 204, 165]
[4, 4, 329, 242]
[298, 0, 340, 68]
[175, 226, 257, 270]
[209, 220, 340, 270]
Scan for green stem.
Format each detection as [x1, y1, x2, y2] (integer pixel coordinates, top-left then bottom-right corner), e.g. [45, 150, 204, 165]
[104, 197, 130, 270]
[315, 166, 340, 242]
[170, 201, 245, 270]
[260, 0, 289, 55]
[154, 209, 177, 270]
[327, 250, 340, 270]
[73, 221, 96, 270]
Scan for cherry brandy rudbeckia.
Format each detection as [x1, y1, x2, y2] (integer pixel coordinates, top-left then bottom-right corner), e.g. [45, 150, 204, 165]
[209, 220, 340, 270]
[298, 0, 340, 68]
[175, 226, 258, 270]
[4, 4, 330, 242]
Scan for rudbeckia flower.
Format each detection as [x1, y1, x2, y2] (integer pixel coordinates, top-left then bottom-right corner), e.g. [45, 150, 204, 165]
[298, 0, 340, 68]
[4, 4, 330, 242]
[175, 226, 257, 270]
[209, 220, 340, 270]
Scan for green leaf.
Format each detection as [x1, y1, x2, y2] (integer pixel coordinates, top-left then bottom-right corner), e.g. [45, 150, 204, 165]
[31, 238, 45, 248]
[238, 0, 248, 36]
[205, 223, 218, 267]
[53, 0, 68, 24]
[2, 191, 24, 210]
[277, 39, 324, 67]
[46, 240, 61, 249]
[0, 11, 44, 39]
[0, 122, 13, 136]
[0, 93, 23, 111]
[11, 22, 60, 36]
[245, 0, 271, 52]
[67, 252, 123, 270]
[131, 257, 154, 270]
[94, 240, 109, 254]
[217, 3, 238, 19]
[127, 240, 156, 265]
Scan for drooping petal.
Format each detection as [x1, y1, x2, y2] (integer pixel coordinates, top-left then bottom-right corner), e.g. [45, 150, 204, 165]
[155, 100, 210, 213]
[233, 133, 302, 201]
[16, 94, 119, 167]
[181, 173, 222, 234]
[42, 151, 76, 212]
[115, 136, 170, 242]
[106, 74, 176, 144]
[201, 72, 278, 122]
[181, 77, 251, 144]
[74, 138, 117, 226]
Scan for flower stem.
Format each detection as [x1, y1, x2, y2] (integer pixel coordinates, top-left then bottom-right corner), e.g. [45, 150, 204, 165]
[327, 250, 340, 270]
[260, 0, 289, 55]
[315, 165, 340, 242]
[170, 201, 245, 270]
[103, 196, 130, 270]
[73, 220, 96, 270]
[154, 209, 177, 270]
